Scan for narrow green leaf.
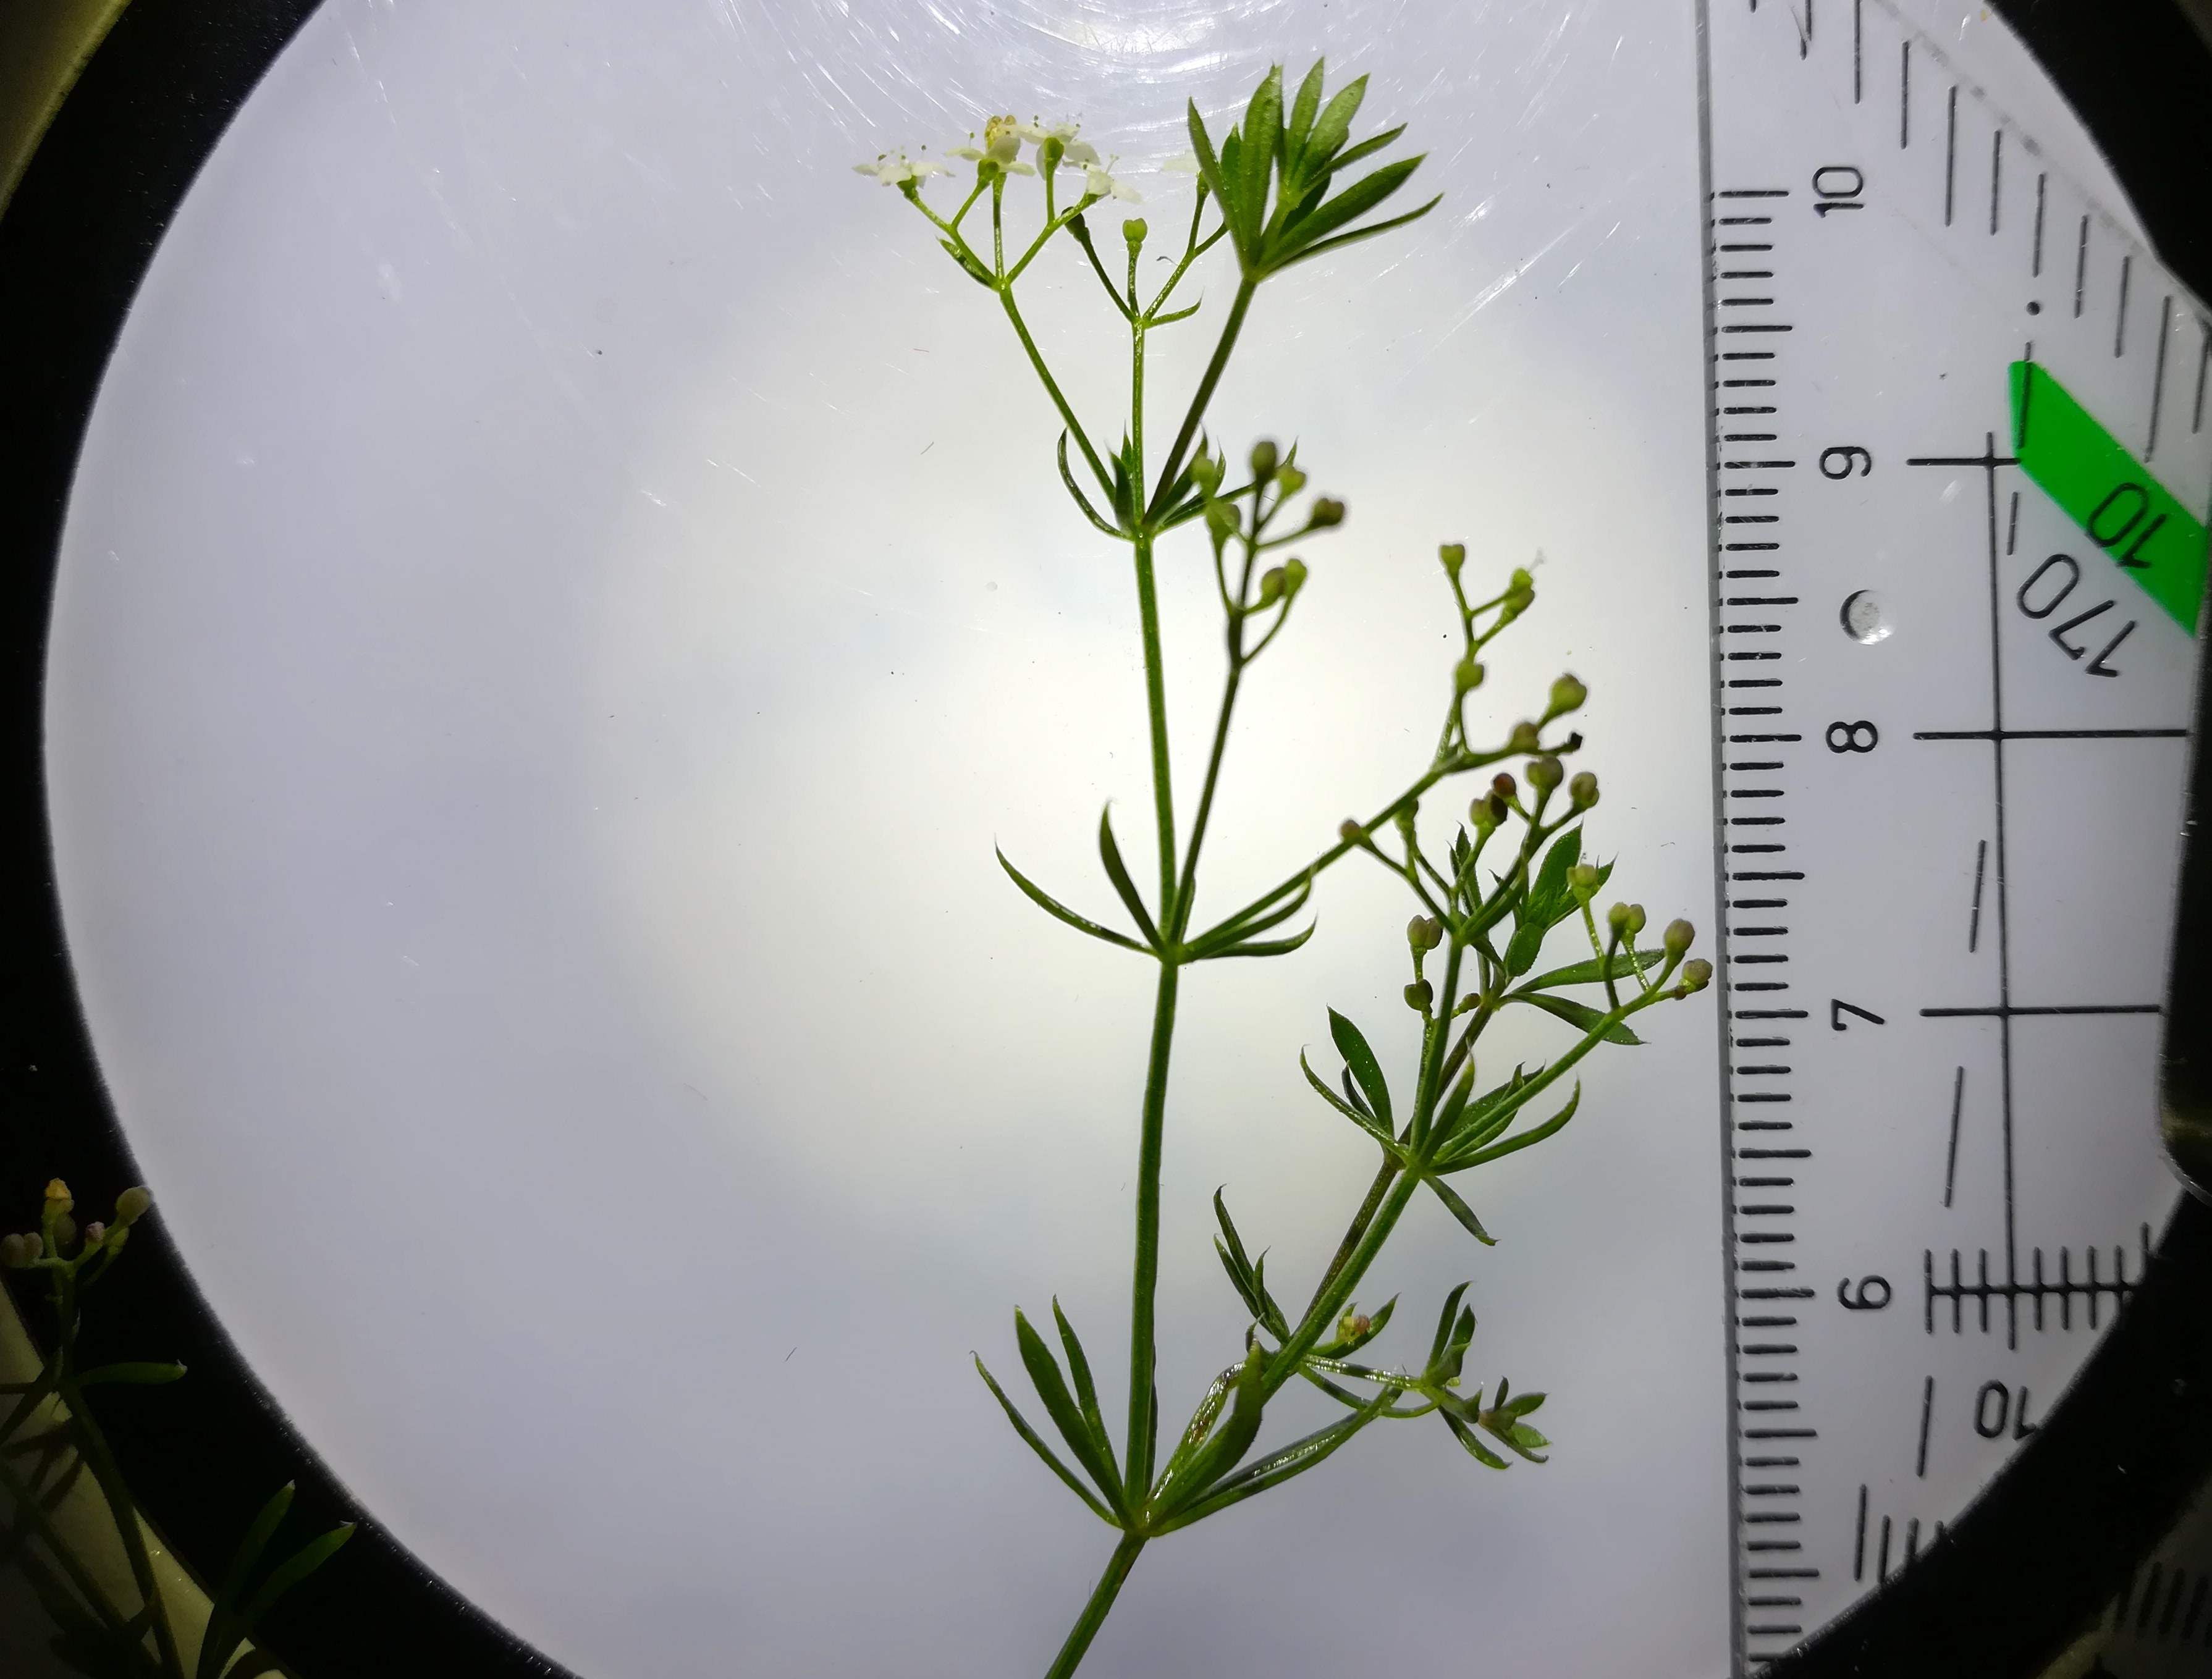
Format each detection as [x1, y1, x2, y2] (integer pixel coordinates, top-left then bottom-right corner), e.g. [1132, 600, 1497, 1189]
[1428, 1282, 1472, 1368]
[1517, 949, 1665, 991]
[1504, 921, 1545, 977]
[73, 1362, 185, 1389]
[974, 1358, 1117, 1524]
[1015, 1311, 1128, 1512]
[1285, 59, 1327, 172]
[227, 1525, 355, 1657]
[1302, 75, 1370, 175]
[1274, 156, 1424, 258]
[1445, 1082, 1583, 1172]
[1327, 1009, 1393, 1127]
[1096, 806, 1162, 948]
[1442, 1408, 1511, 1469]
[1052, 1299, 1118, 1488]
[1194, 921, 1318, 961]
[1526, 827, 1583, 924]
[1249, 1252, 1291, 1340]
[1057, 433, 1121, 536]
[1299, 1050, 1396, 1150]
[199, 1483, 294, 1679]
[1152, 1389, 1390, 1534]
[995, 848, 1147, 952]
[1239, 64, 1286, 233]
[1432, 1061, 1478, 1143]
[1509, 991, 1642, 1046]
[1186, 100, 1227, 204]
[1215, 1237, 1266, 1321]
[1271, 195, 1441, 271]
[1427, 1176, 1496, 1246]
[1218, 129, 1249, 244]
[1156, 1366, 1235, 1496]
[937, 236, 994, 287]
[1152, 1342, 1267, 1518]
[1186, 872, 1313, 956]
[1316, 122, 1406, 182]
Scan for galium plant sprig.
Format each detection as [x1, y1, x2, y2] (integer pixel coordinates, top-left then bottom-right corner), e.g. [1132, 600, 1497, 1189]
[859, 61, 1707, 1676]
[1, 1181, 352, 1678]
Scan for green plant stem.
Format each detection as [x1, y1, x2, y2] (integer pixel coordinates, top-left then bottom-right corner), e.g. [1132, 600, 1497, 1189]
[1266, 1172, 1425, 1400]
[1144, 275, 1258, 523]
[1000, 289, 1113, 498]
[0, 1450, 129, 1633]
[1304, 1157, 1399, 1319]
[1044, 1533, 1147, 1679]
[1122, 957, 1180, 1502]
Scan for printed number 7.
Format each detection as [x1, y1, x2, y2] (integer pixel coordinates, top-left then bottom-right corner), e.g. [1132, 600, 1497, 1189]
[1832, 999, 1886, 1031]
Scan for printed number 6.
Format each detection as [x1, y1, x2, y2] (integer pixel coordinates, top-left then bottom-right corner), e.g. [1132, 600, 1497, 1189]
[1838, 1276, 1893, 1311]
[1820, 445, 1874, 478]
[1826, 720, 1880, 753]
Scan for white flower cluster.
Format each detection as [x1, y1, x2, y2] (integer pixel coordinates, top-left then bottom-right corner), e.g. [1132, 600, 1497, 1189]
[856, 114, 1139, 200]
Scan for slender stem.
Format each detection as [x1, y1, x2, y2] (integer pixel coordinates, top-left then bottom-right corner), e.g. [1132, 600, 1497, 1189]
[1303, 1158, 1400, 1319]
[0, 1450, 129, 1632]
[1129, 534, 1178, 914]
[1043, 1534, 1147, 1679]
[1265, 1173, 1424, 1399]
[1169, 553, 1252, 941]
[1000, 289, 1114, 497]
[1123, 959, 1180, 1502]
[64, 1382, 182, 1677]
[1144, 275, 1258, 523]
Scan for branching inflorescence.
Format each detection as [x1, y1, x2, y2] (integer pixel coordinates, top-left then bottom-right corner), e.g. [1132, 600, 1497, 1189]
[858, 62, 1708, 1677]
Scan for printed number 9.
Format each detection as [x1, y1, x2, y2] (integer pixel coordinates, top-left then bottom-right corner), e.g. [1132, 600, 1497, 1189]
[1826, 720, 1880, 753]
[1838, 1276, 1893, 1311]
[1813, 164, 1865, 215]
[1820, 445, 1874, 478]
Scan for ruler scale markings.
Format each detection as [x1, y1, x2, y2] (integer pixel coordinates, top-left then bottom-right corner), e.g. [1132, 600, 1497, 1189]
[1943, 1066, 1965, 1208]
[2075, 215, 2088, 317]
[2032, 172, 2046, 277]
[2148, 295, 2171, 460]
[1943, 86, 1956, 225]
[1989, 128, 2001, 237]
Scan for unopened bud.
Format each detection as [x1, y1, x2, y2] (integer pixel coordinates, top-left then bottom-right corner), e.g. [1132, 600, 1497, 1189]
[1492, 773, 1518, 801]
[51, 1214, 75, 1253]
[43, 1180, 72, 1216]
[1454, 656, 1484, 695]
[1404, 979, 1434, 1012]
[1438, 542, 1466, 576]
[1548, 673, 1587, 717]
[82, 1222, 106, 1249]
[1568, 862, 1600, 896]
[1308, 497, 1345, 528]
[1249, 439, 1279, 481]
[1205, 499, 1241, 541]
[1259, 567, 1285, 605]
[1280, 557, 1308, 597]
[1121, 216, 1148, 245]
[1407, 915, 1443, 951]
[1468, 796, 1499, 832]
[1191, 447, 1223, 495]
[1338, 1311, 1372, 1342]
[1665, 917, 1695, 958]
[1340, 819, 1366, 843]
[1606, 902, 1633, 936]
[0, 1234, 34, 1268]
[1569, 771, 1599, 810]
[1526, 756, 1563, 794]
[1679, 957, 1713, 993]
[1507, 721, 1541, 754]
[1624, 904, 1647, 937]
[1275, 465, 1307, 496]
[114, 1187, 152, 1225]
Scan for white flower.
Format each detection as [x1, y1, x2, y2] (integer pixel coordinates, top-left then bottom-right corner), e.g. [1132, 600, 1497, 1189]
[948, 116, 1036, 176]
[1160, 151, 1202, 174]
[851, 151, 950, 187]
[1084, 163, 1141, 203]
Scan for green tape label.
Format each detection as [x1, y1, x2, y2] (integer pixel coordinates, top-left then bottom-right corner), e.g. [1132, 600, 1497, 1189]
[2009, 360, 2208, 632]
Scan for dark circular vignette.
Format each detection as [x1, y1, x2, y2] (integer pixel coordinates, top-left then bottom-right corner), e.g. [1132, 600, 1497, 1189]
[0, 1, 573, 1674]
[0, 2, 2204, 1676]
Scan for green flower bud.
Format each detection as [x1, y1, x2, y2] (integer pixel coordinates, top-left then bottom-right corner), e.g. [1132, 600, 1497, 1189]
[51, 1214, 75, 1253]
[1191, 447, 1223, 496]
[43, 1179, 72, 1218]
[1568, 861, 1600, 896]
[1468, 795, 1499, 833]
[1258, 567, 1285, 605]
[1337, 1311, 1372, 1343]
[1404, 979, 1434, 1012]
[0, 1234, 36, 1268]
[1503, 567, 1535, 616]
[1308, 497, 1345, 528]
[1439, 542, 1466, 576]
[1121, 216, 1148, 245]
[1526, 756, 1563, 794]
[1606, 901, 1633, 936]
[1507, 721, 1541, 754]
[1569, 771, 1599, 810]
[1249, 439, 1279, 482]
[1275, 465, 1307, 496]
[1665, 917, 1695, 958]
[1280, 557, 1308, 597]
[114, 1186, 152, 1225]
[1624, 903, 1647, 937]
[81, 1221, 106, 1250]
[1679, 958, 1713, 994]
[1454, 656, 1484, 695]
[1549, 673, 1587, 717]
[1407, 915, 1443, 951]
[1205, 499, 1241, 542]
[1340, 819, 1366, 843]
[1492, 772, 1518, 801]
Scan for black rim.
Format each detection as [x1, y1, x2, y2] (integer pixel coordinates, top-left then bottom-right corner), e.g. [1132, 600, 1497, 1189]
[0, 2, 2206, 1673]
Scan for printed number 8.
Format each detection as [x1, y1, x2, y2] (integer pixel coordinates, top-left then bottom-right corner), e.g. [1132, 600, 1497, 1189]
[1827, 720, 1879, 753]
